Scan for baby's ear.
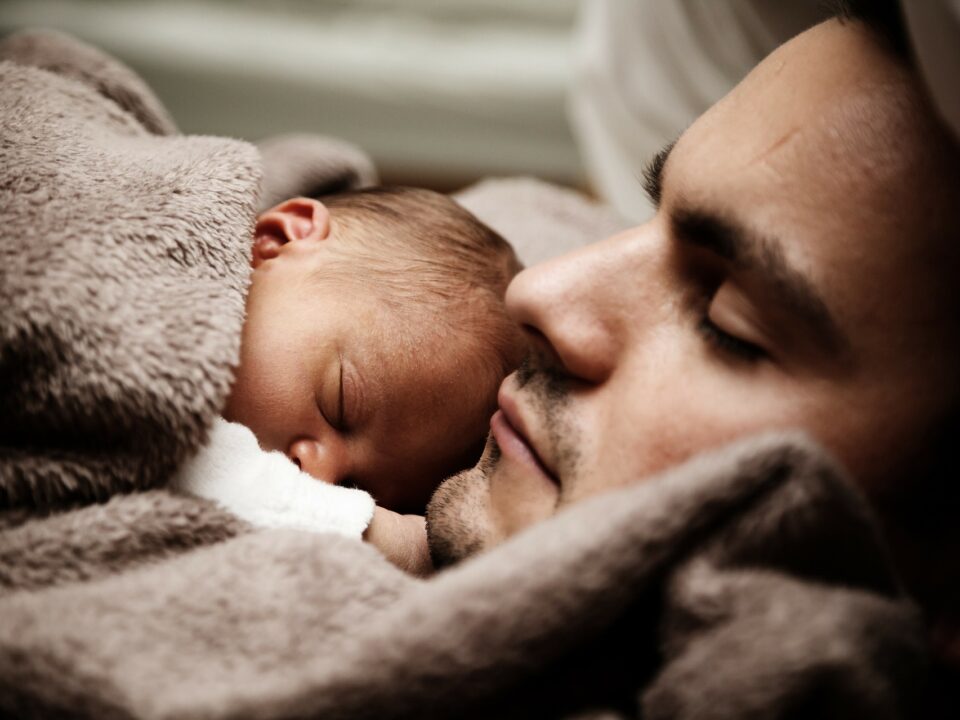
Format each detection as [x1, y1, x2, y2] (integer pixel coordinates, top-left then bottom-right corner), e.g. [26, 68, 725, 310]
[251, 197, 331, 267]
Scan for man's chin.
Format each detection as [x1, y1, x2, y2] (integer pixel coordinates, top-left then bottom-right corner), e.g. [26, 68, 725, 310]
[425, 437, 501, 569]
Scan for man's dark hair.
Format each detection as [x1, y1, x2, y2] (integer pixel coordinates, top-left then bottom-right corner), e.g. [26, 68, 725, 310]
[825, 0, 910, 59]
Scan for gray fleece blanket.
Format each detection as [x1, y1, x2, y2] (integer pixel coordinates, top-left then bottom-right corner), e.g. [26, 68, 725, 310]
[0, 29, 928, 719]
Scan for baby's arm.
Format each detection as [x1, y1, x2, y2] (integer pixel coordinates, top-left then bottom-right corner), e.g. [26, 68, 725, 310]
[171, 417, 374, 538]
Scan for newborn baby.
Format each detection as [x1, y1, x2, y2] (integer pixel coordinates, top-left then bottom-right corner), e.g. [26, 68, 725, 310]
[174, 187, 524, 572]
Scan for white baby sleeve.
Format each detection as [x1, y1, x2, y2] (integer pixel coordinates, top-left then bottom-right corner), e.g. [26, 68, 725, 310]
[171, 417, 375, 538]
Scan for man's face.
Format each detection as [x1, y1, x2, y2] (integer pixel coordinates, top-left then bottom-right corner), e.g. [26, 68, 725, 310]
[428, 20, 960, 560]
[224, 224, 493, 515]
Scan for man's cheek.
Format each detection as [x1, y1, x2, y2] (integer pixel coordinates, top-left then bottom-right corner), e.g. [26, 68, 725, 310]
[488, 460, 560, 538]
[560, 390, 654, 500]
[563, 392, 697, 504]
[426, 466, 498, 567]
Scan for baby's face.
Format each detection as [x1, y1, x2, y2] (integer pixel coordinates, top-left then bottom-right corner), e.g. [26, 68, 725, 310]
[225, 235, 497, 514]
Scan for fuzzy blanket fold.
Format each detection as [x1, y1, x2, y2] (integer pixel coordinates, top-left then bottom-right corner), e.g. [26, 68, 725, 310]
[0, 29, 928, 719]
[0, 29, 257, 510]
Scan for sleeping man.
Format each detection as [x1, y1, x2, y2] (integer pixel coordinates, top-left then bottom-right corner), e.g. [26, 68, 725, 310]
[424, 0, 960, 695]
[0, 0, 958, 716]
[173, 187, 524, 573]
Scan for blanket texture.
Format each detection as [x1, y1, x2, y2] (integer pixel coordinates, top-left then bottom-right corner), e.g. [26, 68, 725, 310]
[0, 29, 931, 719]
[454, 177, 628, 268]
[0, 29, 383, 513]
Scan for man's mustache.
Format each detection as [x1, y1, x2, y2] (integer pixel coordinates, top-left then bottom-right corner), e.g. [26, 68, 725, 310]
[515, 348, 571, 401]
[510, 347, 580, 489]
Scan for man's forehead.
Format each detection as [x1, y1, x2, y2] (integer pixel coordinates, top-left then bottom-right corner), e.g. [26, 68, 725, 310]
[652, 18, 960, 354]
[672, 20, 938, 241]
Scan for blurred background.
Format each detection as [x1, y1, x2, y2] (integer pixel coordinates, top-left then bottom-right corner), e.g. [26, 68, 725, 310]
[0, 0, 584, 191]
[2, 1, 859, 222]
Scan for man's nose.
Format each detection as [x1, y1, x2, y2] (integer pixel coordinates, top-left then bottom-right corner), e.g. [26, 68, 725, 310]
[505, 229, 647, 384]
[286, 438, 346, 485]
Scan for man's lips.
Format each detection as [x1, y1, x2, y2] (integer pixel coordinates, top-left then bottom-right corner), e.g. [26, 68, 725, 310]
[491, 390, 559, 486]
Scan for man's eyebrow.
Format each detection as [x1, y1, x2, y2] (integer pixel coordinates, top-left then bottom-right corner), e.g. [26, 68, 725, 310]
[672, 207, 847, 355]
[641, 141, 676, 207]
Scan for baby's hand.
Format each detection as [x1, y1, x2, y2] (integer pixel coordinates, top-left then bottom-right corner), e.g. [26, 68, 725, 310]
[363, 506, 433, 576]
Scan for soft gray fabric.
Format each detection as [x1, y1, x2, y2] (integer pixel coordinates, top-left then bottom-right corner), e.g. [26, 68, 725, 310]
[0, 434, 926, 719]
[0, 29, 375, 512]
[0, 34, 256, 510]
[0, 490, 248, 594]
[455, 177, 629, 267]
[256, 133, 379, 212]
[0, 28, 928, 720]
[0, 27, 177, 136]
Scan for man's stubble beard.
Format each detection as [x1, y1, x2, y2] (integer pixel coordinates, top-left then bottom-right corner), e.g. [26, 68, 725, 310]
[425, 353, 580, 568]
[426, 438, 501, 569]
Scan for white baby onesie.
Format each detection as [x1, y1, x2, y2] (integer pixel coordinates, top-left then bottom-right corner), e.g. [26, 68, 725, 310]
[171, 417, 375, 538]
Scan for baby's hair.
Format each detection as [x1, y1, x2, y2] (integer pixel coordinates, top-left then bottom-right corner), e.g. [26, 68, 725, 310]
[319, 186, 520, 300]
[313, 186, 526, 390]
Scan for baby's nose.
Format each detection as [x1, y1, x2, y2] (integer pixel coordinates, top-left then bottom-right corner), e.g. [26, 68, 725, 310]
[287, 438, 342, 485]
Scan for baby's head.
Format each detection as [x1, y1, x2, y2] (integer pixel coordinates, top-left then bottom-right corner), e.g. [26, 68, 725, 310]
[225, 187, 525, 513]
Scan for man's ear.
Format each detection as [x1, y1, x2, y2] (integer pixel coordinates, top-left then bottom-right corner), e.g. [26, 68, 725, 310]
[251, 197, 331, 268]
